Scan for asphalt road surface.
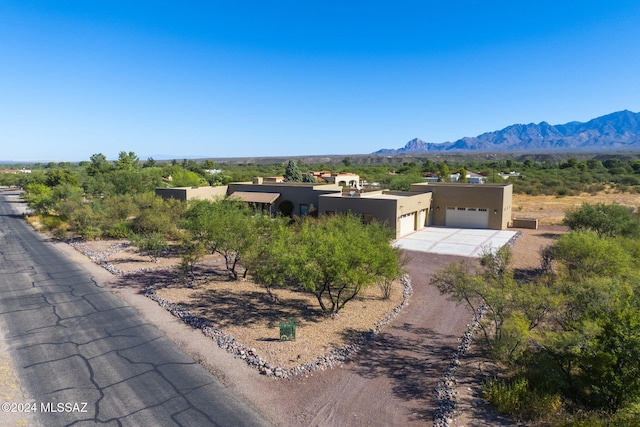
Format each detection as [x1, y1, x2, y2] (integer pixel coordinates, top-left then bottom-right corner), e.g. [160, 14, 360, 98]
[0, 191, 271, 426]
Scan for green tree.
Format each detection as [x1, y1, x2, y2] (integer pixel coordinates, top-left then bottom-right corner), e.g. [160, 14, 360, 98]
[432, 246, 552, 361]
[438, 162, 451, 182]
[283, 160, 303, 182]
[202, 159, 217, 170]
[86, 153, 113, 176]
[182, 198, 259, 279]
[114, 151, 140, 171]
[243, 218, 294, 299]
[167, 167, 207, 187]
[563, 203, 640, 238]
[546, 232, 632, 280]
[131, 193, 183, 236]
[459, 167, 468, 183]
[143, 157, 157, 168]
[290, 214, 399, 314]
[302, 172, 317, 183]
[24, 183, 54, 215]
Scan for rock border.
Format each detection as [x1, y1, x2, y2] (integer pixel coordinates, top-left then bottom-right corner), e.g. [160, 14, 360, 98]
[67, 238, 414, 378]
[68, 239, 160, 276]
[432, 232, 521, 426]
[143, 275, 413, 379]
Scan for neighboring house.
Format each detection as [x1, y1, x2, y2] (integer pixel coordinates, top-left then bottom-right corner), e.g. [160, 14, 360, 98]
[466, 171, 488, 184]
[0, 168, 31, 174]
[423, 172, 440, 182]
[311, 171, 360, 187]
[263, 176, 285, 183]
[155, 178, 513, 238]
[450, 171, 487, 184]
[499, 171, 522, 179]
[155, 186, 227, 201]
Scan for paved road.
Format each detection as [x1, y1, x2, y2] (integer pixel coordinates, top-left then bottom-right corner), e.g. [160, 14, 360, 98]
[0, 191, 271, 426]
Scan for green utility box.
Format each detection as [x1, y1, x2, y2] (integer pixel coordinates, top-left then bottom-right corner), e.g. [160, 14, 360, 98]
[279, 317, 296, 341]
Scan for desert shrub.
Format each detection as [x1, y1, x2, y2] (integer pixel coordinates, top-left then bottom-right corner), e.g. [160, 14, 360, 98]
[560, 410, 640, 427]
[130, 232, 169, 262]
[484, 376, 562, 421]
[41, 215, 62, 230]
[177, 240, 206, 283]
[79, 225, 102, 241]
[107, 221, 132, 239]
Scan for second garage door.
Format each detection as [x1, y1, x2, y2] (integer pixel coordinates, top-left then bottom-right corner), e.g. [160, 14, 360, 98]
[445, 207, 489, 228]
[398, 213, 416, 237]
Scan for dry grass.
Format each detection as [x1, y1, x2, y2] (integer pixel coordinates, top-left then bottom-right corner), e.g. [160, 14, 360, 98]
[512, 190, 640, 225]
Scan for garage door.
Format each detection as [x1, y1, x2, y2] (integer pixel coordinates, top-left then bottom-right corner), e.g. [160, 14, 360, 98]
[398, 213, 416, 237]
[445, 207, 489, 228]
[417, 209, 427, 230]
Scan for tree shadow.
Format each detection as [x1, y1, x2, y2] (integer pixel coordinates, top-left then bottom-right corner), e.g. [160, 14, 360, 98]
[350, 322, 461, 421]
[113, 268, 181, 291]
[513, 267, 545, 282]
[180, 287, 324, 329]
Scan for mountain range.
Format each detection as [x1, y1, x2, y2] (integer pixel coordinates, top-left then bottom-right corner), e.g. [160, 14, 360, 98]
[375, 110, 640, 154]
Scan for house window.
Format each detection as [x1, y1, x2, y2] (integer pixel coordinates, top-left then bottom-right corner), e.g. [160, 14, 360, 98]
[300, 204, 309, 216]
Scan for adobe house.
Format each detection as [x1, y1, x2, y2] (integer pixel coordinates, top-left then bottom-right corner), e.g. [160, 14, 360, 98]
[156, 180, 513, 238]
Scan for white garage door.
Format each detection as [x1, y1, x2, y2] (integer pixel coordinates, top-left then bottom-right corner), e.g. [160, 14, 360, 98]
[445, 207, 489, 229]
[417, 209, 427, 230]
[398, 213, 416, 237]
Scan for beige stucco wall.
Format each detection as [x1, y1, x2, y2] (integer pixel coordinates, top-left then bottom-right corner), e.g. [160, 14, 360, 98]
[155, 186, 228, 201]
[318, 190, 432, 238]
[410, 182, 512, 229]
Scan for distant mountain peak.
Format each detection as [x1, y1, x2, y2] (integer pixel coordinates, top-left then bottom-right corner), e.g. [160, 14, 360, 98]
[374, 110, 640, 154]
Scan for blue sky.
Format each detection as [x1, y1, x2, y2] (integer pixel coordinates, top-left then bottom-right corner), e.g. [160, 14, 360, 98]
[2, 1, 640, 162]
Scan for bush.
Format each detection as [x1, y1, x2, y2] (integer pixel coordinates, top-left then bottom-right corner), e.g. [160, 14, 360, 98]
[41, 215, 62, 230]
[107, 221, 132, 239]
[278, 200, 294, 217]
[484, 376, 562, 421]
[53, 222, 69, 241]
[79, 225, 102, 240]
[130, 232, 169, 262]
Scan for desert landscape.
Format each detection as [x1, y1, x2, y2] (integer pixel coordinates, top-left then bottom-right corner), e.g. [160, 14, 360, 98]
[63, 191, 598, 426]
